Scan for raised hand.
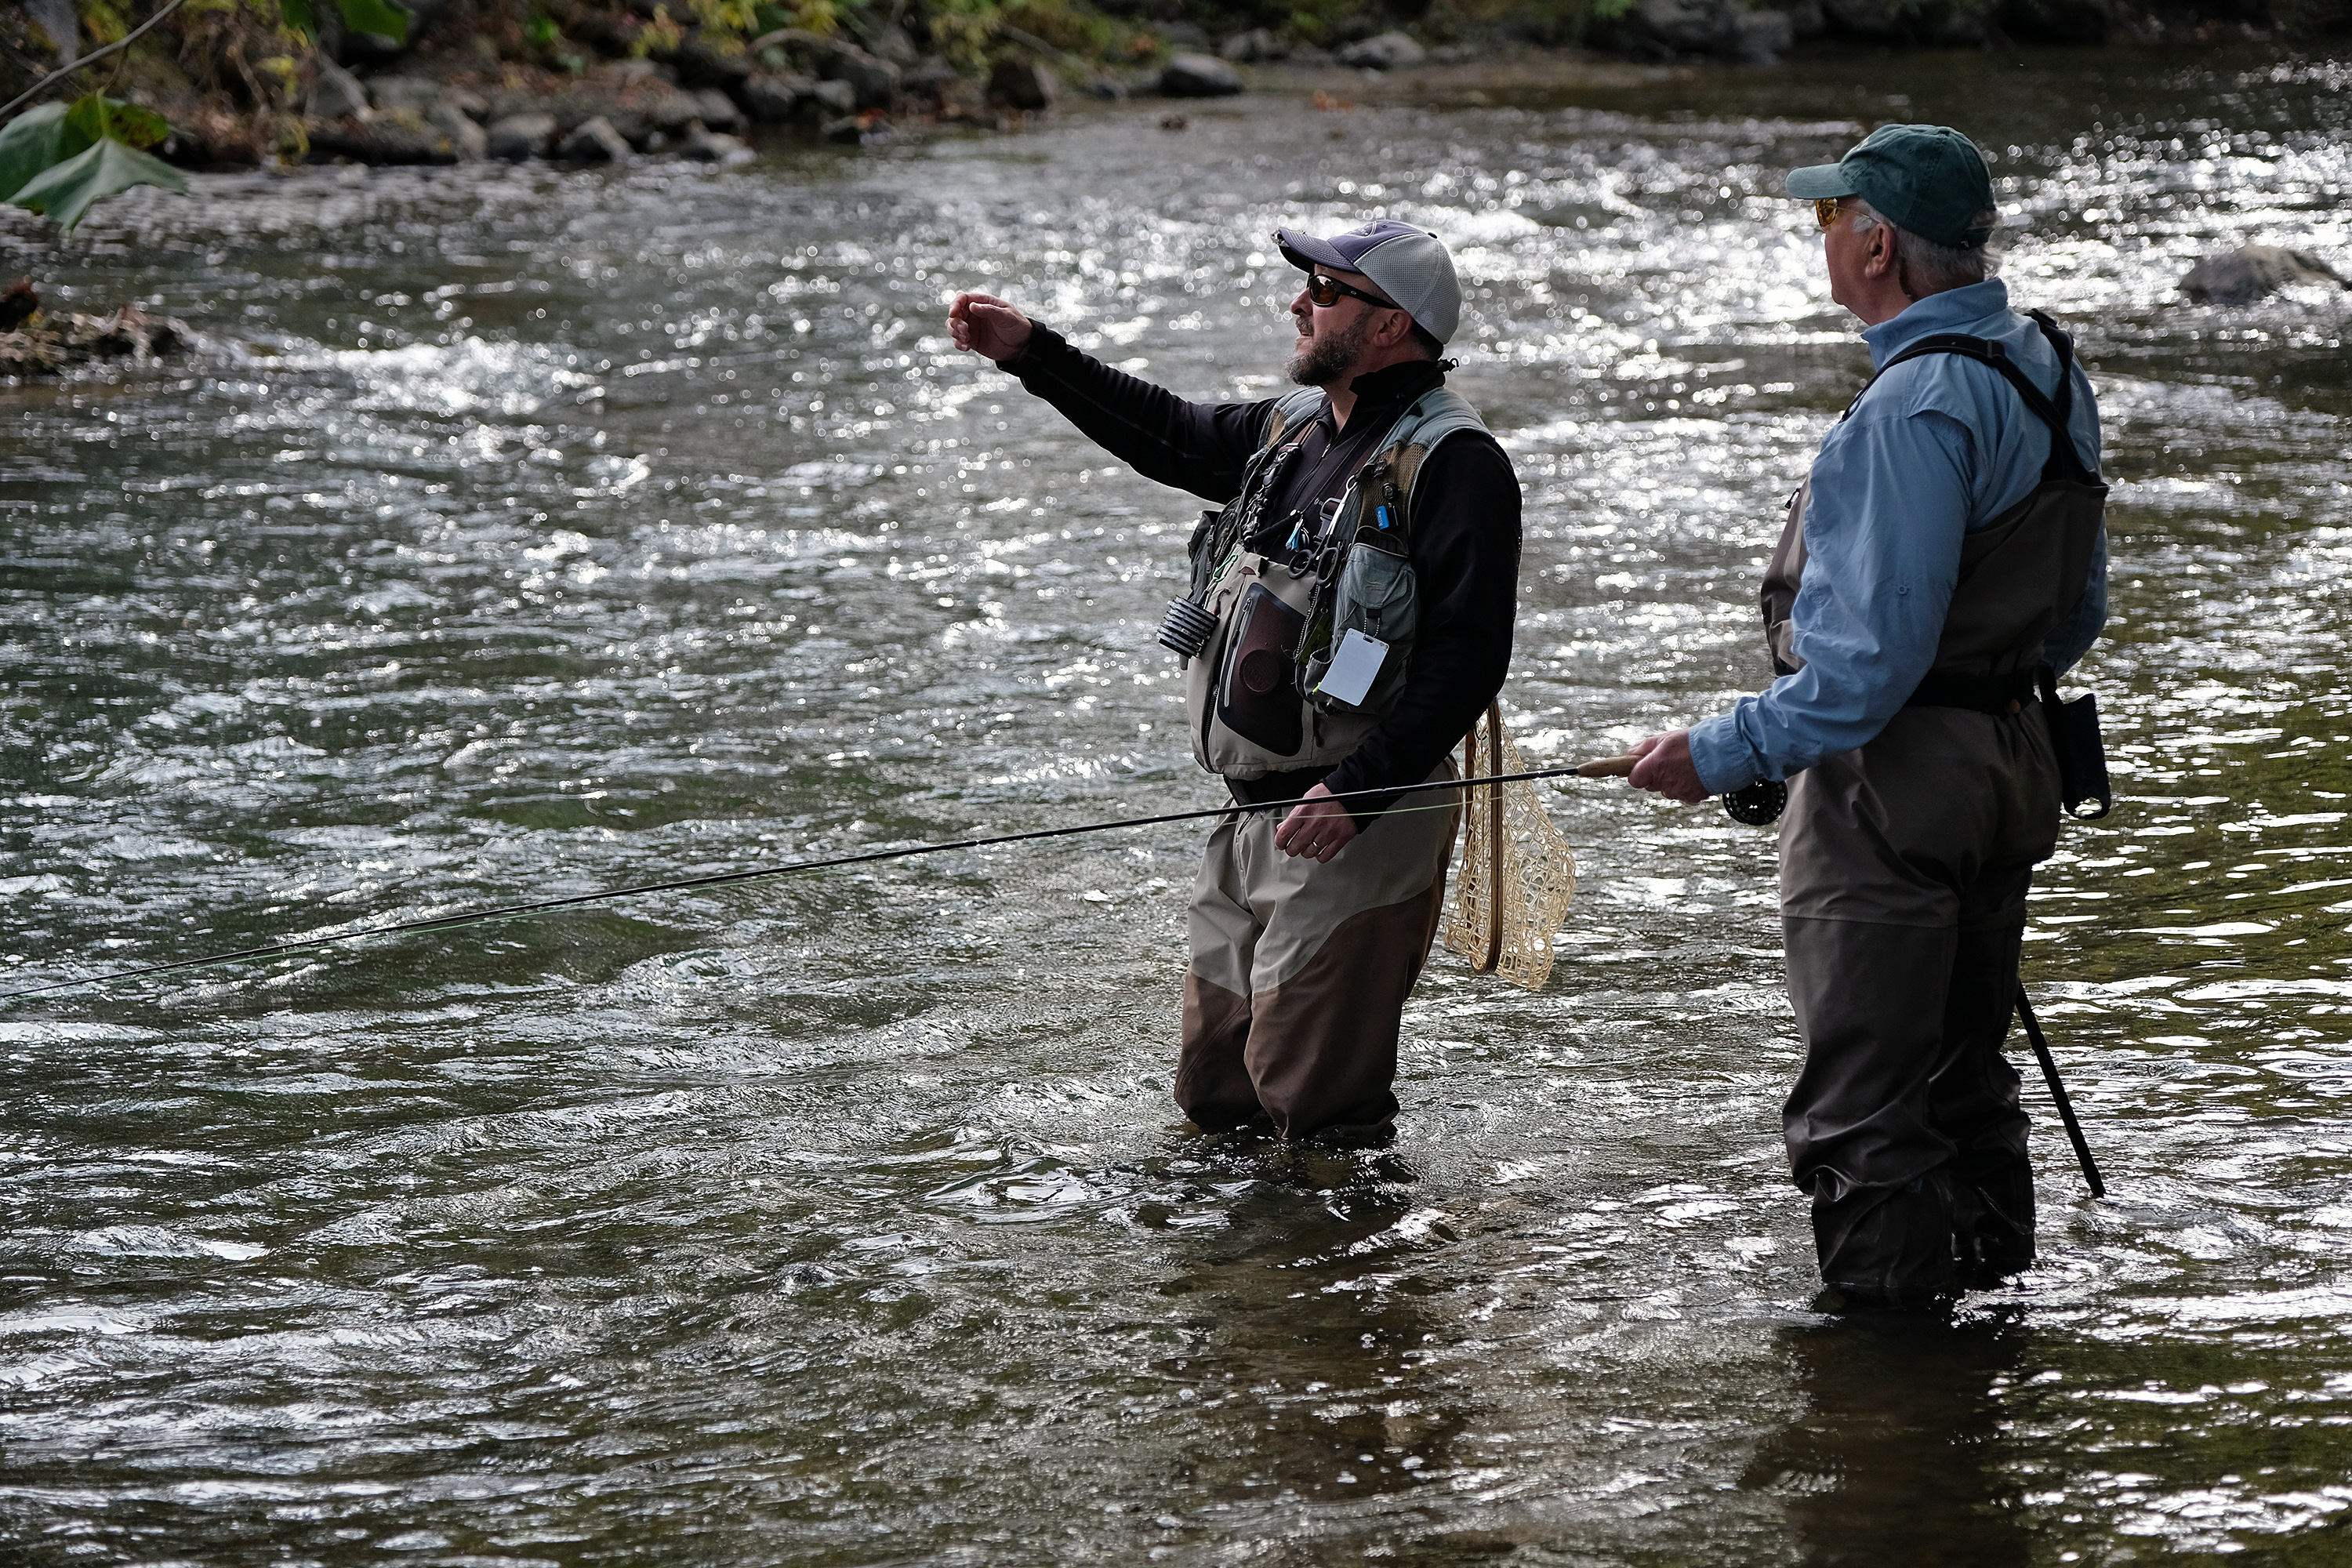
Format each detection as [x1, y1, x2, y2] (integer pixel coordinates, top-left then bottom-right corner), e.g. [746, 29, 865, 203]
[947, 292, 1035, 364]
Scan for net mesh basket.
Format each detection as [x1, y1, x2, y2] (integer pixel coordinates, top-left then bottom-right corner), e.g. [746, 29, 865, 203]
[1441, 702, 1578, 991]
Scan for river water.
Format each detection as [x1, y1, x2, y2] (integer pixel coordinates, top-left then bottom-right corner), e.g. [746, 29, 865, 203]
[5, 41, 2350, 1564]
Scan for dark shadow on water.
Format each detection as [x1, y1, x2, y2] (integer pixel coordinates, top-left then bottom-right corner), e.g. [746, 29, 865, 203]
[1146, 1131, 1467, 1511]
[1742, 1307, 2031, 1568]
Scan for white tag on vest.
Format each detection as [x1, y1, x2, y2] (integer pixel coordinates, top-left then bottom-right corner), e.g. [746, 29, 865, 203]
[1316, 629, 1388, 707]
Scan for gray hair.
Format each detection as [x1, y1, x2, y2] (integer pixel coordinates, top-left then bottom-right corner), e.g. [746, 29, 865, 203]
[1846, 198, 2002, 295]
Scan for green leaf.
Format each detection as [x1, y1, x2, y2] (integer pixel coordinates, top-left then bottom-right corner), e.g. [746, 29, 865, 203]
[336, 0, 412, 43]
[60, 93, 168, 155]
[280, 0, 406, 43]
[105, 103, 173, 151]
[65, 92, 112, 151]
[0, 102, 74, 204]
[9, 136, 189, 231]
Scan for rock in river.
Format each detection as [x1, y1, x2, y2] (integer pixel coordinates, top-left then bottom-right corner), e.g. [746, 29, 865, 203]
[1338, 31, 1428, 69]
[1159, 53, 1243, 97]
[2178, 245, 2349, 303]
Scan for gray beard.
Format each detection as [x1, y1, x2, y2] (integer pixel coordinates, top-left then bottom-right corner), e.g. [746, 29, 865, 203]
[1287, 314, 1368, 389]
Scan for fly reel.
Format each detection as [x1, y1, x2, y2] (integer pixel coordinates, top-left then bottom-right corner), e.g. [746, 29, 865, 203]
[1722, 779, 1788, 826]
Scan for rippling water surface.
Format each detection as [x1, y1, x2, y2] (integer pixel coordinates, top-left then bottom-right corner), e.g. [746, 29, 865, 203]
[5, 42, 2351, 1564]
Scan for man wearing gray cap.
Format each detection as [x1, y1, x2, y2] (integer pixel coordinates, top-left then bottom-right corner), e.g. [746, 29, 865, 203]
[1627, 125, 2109, 1310]
[949, 220, 1522, 1145]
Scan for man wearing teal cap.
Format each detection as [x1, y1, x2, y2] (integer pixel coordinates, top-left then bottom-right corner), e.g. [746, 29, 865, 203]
[1627, 125, 2110, 1311]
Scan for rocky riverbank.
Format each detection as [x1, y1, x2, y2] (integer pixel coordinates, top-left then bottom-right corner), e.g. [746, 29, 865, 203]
[3, 0, 2345, 177]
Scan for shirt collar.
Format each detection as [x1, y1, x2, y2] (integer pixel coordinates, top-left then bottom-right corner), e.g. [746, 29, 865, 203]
[1860, 278, 2011, 368]
[1316, 357, 1448, 435]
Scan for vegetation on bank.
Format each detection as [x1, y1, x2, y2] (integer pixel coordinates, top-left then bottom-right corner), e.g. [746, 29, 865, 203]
[0, 0, 2345, 196]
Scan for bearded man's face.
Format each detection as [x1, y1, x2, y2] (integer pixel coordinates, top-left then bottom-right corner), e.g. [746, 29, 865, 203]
[1287, 309, 1370, 389]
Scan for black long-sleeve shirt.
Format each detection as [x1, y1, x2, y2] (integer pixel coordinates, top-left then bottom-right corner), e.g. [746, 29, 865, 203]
[995, 325, 1521, 819]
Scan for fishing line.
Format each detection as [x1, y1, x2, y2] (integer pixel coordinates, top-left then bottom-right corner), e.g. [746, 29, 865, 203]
[2, 760, 1646, 1004]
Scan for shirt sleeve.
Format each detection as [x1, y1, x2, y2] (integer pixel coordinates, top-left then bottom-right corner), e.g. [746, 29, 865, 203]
[993, 323, 1272, 503]
[1321, 432, 1523, 820]
[1687, 403, 1974, 795]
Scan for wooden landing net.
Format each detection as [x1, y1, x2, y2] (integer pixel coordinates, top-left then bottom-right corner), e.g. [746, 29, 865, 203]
[1441, 702, 1578, 991]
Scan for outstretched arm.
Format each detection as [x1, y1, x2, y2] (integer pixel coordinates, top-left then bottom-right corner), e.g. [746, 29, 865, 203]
[946, 292, 1272, 503]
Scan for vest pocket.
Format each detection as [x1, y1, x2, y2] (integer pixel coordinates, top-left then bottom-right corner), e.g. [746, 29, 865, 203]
[1306, 539, 1417, 712]
[1216, 582, 1307, 754]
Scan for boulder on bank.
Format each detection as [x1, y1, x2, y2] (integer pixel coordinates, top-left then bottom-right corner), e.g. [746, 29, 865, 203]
[1338, 31, 1428, 69]
[820, 42, 902, 110]
[739, 72, 815, 122]
[989, 57, 1060, 111]
[801, 79, 858, 121]
[2179, 245, 2349, 303]
[1623, 0, 1796, 58]
[1158, 53, 1244, 97]
[486, 111, 557, 161]
[308, 117, 468, 164]
[1821, 0, 1991, 43]
[694, 88, 746, 131]
[310, 56, 372, 122]
[1220, 28, 1287, 61]
[428, 100, 488, 159]
[677, 127, 750, 162]
[557, 116, 633, 162]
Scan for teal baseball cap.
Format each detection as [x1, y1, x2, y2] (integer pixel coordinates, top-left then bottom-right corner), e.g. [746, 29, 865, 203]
[1787, 124, 1996, 249]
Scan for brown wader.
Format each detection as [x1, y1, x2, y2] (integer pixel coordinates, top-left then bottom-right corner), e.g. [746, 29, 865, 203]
[1178, 762, 1460, 1145]
[1169, 387, 1496, 1145]
[1766, 322, 2104, 1307]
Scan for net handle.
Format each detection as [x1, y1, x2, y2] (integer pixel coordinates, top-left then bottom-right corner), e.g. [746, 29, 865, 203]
[1461, 702, 1505, 973]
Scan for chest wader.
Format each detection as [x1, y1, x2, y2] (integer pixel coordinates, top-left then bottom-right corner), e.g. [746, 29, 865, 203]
[1769, 312, 2107, 1308]
[1163, 384, 1495, 1145]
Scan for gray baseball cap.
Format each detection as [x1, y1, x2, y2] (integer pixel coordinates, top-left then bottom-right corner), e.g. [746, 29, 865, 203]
[1275, 220, 1462, 344]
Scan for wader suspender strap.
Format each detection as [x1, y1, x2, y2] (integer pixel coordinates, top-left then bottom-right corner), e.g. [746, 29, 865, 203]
[1860, 310, 2096, 485]
[1461, 701, 1505, 972]
[1860, 318, 2113, 1192]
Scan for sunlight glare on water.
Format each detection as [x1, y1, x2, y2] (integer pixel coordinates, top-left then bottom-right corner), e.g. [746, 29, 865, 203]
[3, 42, 2350, 1563]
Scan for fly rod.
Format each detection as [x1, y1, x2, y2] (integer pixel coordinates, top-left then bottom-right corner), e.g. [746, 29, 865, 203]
[2, 757, 1649, 1004]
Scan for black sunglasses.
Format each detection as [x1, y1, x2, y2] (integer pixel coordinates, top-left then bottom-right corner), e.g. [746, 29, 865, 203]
[1305, 272, 1402, 311]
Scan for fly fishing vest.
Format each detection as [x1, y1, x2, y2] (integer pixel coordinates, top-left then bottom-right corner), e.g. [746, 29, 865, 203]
[1762, 311, 2106, 715]
[1178, 383, 1490, 780]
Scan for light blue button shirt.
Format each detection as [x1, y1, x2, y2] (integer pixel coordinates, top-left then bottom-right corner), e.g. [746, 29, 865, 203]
[1688, 278, 2108, 796]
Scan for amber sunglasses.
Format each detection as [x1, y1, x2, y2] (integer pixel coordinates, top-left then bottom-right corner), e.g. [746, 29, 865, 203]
[1813, 197, 1849, 230]
[1305, 272, 1403, 310]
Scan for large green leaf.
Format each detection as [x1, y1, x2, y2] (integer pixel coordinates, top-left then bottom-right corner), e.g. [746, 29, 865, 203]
[61, 92, 171, 154]
[281, 0, 412, 42]
[336, 0, 412, 42]
[0, 103, 79, 204]
[8, 136, 189, 231]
